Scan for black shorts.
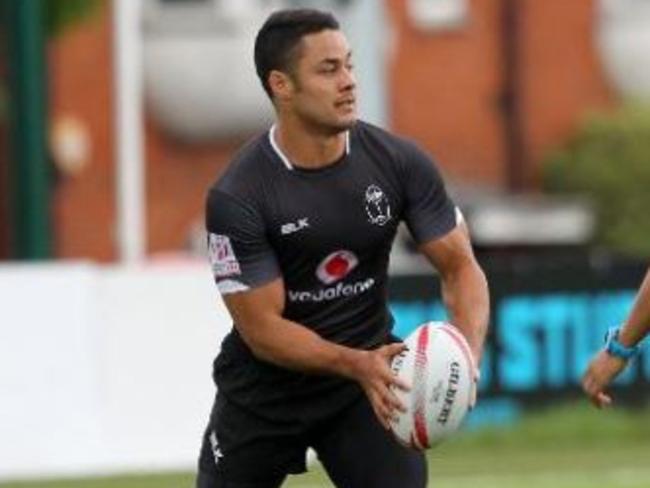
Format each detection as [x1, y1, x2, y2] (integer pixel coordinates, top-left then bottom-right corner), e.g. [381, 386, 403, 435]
[196, 392, 427, 488]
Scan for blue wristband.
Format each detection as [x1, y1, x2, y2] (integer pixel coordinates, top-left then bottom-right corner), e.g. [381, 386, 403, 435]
[604, 327, 641, 360]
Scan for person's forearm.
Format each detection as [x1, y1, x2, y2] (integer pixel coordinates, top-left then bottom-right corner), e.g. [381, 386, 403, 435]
[440, 261, 490, 363]
[238, 315, 365, 379]
[618, 269, 650, 347]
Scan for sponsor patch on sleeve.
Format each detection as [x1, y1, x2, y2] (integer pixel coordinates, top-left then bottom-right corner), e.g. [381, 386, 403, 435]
[208, 233, 242, 278]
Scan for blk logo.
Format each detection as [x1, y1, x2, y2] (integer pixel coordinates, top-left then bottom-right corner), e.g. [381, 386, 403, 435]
[281, 217, 309, 236]
[316, 250, 358, 285]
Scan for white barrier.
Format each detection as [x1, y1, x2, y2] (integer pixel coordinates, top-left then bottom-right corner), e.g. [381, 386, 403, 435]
[0, 261, 230, 480]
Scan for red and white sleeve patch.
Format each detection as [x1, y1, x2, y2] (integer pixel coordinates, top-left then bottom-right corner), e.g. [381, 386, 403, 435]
[208, 233, 242, 278]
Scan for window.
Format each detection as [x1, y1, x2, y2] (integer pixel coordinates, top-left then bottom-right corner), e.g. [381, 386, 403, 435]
[407, 0, 468, 31]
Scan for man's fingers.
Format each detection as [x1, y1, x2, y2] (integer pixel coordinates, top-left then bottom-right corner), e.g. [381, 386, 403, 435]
[469, 384, 477, 410]
[376, 409, 391, 430]
[583, 352, 628, 408]
[382, 342, 408, 359]
[375, 380, 406, 414]
[582, 373, 600, 397]
[363, 344, 414, 427]
[583, 375, 612, 409]
[368, 392, 389, 428]
[387, 388, 407, 413]
[391, 375, 411, 392]
[596, 392, 612, 408]
[373, 397, 395, 430]
[589, 391, 606, 409]
[369, 386, 400, 428]
[468, 369, 480, 410]
[374, 346, 411, 391]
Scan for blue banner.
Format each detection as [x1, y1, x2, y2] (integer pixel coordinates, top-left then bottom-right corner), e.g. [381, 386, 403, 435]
[388, 258, 649, 412]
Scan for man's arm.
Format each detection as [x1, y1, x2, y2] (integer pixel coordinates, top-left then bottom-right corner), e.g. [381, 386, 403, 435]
[618, 268, 650, 346]
[582, 268, 650, 408]
[221, 278, 408, 429]
[418, 222, 490, 364]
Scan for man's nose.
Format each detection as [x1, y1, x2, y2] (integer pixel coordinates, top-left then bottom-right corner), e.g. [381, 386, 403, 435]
[340, 69, 356, 91]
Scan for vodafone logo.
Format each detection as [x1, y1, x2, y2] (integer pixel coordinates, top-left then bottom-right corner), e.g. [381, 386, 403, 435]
[316, 250, 358, 284]
[287, 250, 374, 303]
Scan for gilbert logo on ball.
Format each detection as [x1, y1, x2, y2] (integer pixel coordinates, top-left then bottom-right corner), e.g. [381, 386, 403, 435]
[390, 322, 475, 450]
[316, 250, 358, 285]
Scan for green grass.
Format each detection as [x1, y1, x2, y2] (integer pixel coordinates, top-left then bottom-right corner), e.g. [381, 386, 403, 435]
[3, 402, 650, 488]
[0, 473, 194, 488]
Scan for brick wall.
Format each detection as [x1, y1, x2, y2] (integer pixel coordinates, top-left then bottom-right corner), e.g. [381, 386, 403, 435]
[49, 4, 115, 260]
[517, 0, 614, 183]
[49, 2, 236, 260]
[388, 0, 507, 186]
[387, 0, 615, 188]
[144, 115, 237, 258]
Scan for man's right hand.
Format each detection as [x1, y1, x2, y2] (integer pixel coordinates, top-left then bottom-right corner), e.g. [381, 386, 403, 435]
[351, 343, 410, 430]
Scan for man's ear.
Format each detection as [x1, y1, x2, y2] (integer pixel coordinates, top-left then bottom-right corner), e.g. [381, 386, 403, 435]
[268, 70, 294, 101]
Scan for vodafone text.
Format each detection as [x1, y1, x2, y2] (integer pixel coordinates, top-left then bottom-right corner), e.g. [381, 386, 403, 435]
[288, 278, 375, 303]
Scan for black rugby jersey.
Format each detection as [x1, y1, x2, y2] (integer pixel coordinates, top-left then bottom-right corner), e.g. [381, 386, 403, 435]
[205, 120, 457, 421]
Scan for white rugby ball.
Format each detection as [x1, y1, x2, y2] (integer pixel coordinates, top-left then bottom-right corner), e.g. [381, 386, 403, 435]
[390, 322, 475, 449]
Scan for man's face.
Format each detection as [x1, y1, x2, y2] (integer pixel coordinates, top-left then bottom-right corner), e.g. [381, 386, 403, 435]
[283, 29, 357, 133]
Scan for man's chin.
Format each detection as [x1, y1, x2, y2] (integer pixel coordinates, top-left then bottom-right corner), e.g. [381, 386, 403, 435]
[330, 116, 357, 133]
[301, 113, 357, 135]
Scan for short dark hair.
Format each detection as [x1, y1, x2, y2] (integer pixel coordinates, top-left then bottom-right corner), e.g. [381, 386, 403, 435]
[254, 9, 340, 99]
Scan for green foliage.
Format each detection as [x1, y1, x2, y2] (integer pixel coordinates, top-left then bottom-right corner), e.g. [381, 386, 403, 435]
[45, 0, 101, 38]
[0, 1, 100, 126]
[543, 105, 650, 258]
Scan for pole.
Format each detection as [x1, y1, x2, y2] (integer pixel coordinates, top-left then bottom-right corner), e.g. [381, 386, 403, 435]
[501, 0, 528, 192]
[113, 0, 145, 263]
[7, 0, 51, 259]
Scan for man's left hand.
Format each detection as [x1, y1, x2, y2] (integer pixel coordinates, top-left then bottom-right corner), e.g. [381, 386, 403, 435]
[582, 350, 627, 408]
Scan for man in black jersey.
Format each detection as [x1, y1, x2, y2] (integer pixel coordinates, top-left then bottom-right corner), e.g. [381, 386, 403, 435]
[197, 8, 490, 488]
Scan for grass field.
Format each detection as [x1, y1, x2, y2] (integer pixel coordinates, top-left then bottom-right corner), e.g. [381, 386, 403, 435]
[3, 402, 650, 488]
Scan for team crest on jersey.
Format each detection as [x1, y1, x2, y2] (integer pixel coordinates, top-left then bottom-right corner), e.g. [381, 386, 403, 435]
[364, 184, 392, 226]
[208, 233, 241, 278]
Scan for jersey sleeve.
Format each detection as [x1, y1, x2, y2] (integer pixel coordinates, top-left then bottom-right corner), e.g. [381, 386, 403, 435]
[401, 142, 458, 244]
[205, 188, 281, 295]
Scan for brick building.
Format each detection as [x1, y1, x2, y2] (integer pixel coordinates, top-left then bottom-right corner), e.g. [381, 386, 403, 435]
[5, 0, 617, 261]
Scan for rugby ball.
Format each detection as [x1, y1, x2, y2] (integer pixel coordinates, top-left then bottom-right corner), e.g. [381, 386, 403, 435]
[390, 322, 476, 449]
